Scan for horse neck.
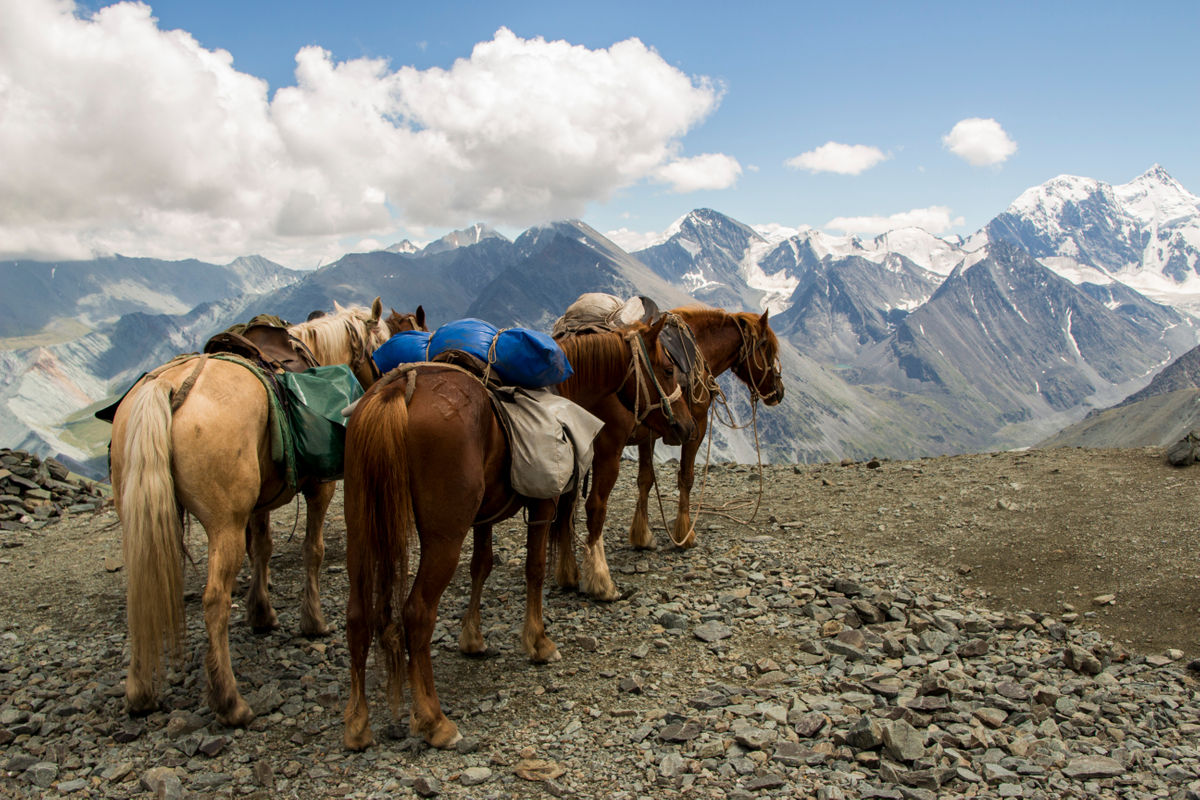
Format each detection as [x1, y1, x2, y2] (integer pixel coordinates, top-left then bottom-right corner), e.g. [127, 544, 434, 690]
[557, 332, 632, 408]
[679, 310, 744, 377]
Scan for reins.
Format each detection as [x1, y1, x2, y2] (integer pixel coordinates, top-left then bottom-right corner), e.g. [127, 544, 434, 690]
[622, 329, 683, 427]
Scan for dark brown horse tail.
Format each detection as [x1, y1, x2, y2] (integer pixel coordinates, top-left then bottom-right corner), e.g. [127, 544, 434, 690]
[119, 377, 186, 688]
[343, 376, 413, 716]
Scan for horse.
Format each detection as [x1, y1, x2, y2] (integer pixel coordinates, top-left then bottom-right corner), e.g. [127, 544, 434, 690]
[551, 308, 783, 599]
[385, 305, 426, 336]
[627, 308, 784, 549]
[109, 298, 398, 726]
[341, 318, 693, 750]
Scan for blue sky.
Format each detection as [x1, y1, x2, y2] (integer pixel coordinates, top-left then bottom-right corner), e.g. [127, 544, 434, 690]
[4, 0, 1197, 267]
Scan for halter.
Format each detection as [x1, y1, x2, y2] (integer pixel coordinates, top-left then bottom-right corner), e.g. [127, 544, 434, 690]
[621, 329, 683, 427]
[735, 318, 783, 403]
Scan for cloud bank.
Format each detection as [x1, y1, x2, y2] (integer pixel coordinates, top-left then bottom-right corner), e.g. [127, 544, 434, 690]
[0, 1, 731, 265]
[942, 118, 1017, 167]
[825, 206, 964, 236]
[786, 142, 889, 175]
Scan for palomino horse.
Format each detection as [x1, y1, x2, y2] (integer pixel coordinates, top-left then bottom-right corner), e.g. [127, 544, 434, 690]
[341, 319, 693, 750]
[109, 299, 397, 726]
[627, 308, 784, 548]
[551, 308, 783, 598]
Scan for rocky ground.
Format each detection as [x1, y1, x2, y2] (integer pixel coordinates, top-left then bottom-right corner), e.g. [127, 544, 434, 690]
[1, 446, 1199, 799]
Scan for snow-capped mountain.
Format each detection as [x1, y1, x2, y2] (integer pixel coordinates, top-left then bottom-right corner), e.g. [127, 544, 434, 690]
[982, 165, 1200, 307]
[5, 165, 1200, 474]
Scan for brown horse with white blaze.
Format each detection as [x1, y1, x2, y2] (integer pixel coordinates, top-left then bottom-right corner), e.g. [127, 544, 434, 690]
[109, 299, 397, 726]
[341, 318, 693, 751]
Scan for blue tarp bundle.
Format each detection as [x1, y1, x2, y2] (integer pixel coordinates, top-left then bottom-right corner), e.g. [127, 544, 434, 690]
[372, 318, 572, 388]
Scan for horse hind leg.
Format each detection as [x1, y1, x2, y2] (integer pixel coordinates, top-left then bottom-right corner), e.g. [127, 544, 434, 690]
[521, 504, 560, 663]
[405, 538, 466, 749]
[551, 491, 581, 591]
[243, 510, 278, 632]
[203, 521, 255, 727]
[300, 481, 336, 636]
[459, 525, 493, 656]
[581, 461, 622, 602]
[671, 424, 706, 549]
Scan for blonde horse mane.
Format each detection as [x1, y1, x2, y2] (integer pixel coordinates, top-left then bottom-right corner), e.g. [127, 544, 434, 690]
[288, 302, 387, 366]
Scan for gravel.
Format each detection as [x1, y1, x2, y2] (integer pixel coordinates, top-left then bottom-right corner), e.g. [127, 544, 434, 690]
[1, 447, 1198, 799]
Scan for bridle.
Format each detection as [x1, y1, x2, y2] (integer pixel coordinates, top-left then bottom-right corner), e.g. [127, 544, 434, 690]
[734, 319, 783, 403]
[620, 328, 683, 427]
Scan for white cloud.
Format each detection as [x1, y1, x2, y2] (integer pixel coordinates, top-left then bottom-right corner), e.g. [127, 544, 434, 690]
[651, 153, 742, 193]
[0, 2, 728, 266]
[604, 227, 667, 252]
[942, 118, 1017, 166]
[785, 142, 889, 175]
[824, 206, 964, 236]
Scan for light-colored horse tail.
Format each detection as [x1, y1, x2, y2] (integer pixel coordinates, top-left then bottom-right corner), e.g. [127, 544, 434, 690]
[343, 375, 413, 717]
[119, 378, 185, 688]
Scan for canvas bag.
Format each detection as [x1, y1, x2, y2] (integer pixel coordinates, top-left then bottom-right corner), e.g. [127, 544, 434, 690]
[491, 387, 605, 498]
[280, 364, 364, 481]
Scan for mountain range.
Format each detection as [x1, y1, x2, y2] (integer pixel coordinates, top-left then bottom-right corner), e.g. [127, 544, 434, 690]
[3, 165, 1200, 478]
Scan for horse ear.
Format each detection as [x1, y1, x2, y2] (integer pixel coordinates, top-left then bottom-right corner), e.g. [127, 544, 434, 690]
[370, 297, 383, 322]
[645, 315, 666, 346]
[759, 309, 770, 327]
[416, 305, 426, 329]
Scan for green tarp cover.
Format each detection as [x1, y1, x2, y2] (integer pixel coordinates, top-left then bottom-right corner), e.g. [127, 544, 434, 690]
[281, 365, 364, 482]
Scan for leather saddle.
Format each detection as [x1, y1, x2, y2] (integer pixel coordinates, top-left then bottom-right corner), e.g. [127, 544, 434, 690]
[204, 324, 319, 374]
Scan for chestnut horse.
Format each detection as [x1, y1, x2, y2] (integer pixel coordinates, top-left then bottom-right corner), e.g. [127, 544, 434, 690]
[385, 305, 426, 336]
[341, 319, 693, 750]
[551, 308, 783, 598]
[627, 307, 784, 548]
[109, 299, 398, 726]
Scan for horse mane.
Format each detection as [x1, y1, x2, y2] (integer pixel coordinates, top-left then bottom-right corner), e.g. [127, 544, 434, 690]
[288, 304, 383, 366]
[555, 328, 636, 396]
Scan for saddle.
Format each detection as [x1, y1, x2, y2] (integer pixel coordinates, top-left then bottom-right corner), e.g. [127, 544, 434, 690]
[203, 324, 319, 374]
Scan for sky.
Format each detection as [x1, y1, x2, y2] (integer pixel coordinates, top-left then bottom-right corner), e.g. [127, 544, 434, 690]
[1, 0, 1196, 269]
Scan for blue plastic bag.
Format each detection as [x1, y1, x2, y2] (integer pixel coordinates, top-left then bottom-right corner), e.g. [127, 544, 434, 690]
[373, 330, 431, 373]
[428, 318, 499, 361]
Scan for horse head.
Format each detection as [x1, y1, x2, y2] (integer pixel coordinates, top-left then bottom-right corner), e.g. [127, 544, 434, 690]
[732, 310, 785, 406]
[386, 305, 427, 335]
[624, 316, 696, 445]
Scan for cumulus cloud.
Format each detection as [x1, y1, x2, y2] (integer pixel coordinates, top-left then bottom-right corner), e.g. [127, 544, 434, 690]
[942, 118, 1017, 166]
[825, 206, 964, 236]
[0, 1, 729, 265]
[652, 153, 742, 193]
[785, 142, 889, 175]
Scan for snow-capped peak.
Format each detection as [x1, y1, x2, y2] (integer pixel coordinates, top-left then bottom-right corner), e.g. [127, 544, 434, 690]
[1113, 164, 1200, 227]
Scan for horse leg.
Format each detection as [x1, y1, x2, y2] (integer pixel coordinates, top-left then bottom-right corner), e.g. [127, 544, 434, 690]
[343, 531, 374, 751]
[582, 456, 622, 602]
[459, 524, 493, 655]
[672, 414, 708, 548]
[628, 440, 657, 550]
[551, 490, 581, 590]
[299, 481, 335, 636]
[203, 522, 255, 726]
[406, 538, 465, 749]
[243, 510, 278, 632]
[521, 503, 560, 662]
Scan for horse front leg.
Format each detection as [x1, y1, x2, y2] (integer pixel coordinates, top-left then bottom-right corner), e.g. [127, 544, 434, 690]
[459, 524, 493, 655]
[521, 502, 560, 662]
[672, 413, 708, 548]
[551, 490, 580, 591]
[582, 454, 622, 602]
[244, 510, 278, 632]
[628, 439, 657, 550]
[204, 522, 254, 727]
[300, 481, 335, 636]
[406, 537, 465, 749]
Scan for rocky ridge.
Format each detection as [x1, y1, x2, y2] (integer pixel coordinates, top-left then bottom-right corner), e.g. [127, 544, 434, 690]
[0, 448, 1198, 799]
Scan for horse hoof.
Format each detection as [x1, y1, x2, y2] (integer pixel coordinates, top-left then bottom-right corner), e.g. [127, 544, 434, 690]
[217, 698, 255, 728]
[424, 719, 462, 750]
[301, 619, 331, 638]
[249, 610, 279, 633]
[344, 722, 374, 751]
[125, 691, 158, 717]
